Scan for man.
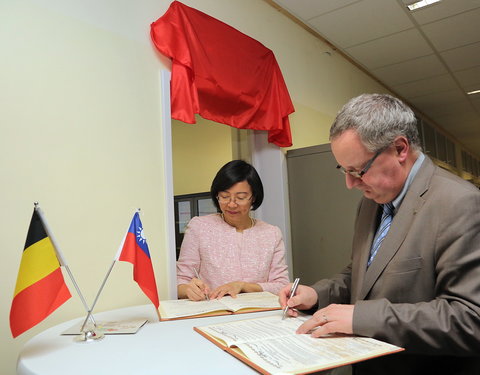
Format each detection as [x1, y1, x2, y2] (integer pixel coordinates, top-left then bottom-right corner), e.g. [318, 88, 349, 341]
[280, 94, 480, 374]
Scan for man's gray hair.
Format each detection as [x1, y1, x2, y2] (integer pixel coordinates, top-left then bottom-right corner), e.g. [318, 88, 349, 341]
[329, 93, 422, 153]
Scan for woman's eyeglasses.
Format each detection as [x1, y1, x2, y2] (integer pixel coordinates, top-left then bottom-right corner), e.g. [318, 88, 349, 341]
[217, 195, 252, 205]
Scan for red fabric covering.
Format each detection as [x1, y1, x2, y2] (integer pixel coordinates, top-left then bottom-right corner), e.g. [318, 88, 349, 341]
[150, 1, 294, 147]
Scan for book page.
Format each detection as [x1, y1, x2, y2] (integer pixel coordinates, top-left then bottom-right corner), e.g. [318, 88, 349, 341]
[237, 333, 401, 374]
[158, 292, 280, 320]
[216, 292, 281, 312]
[199, 314, 309, 346]
[198, 315, 403, 374]
[159, 299, 229, 319]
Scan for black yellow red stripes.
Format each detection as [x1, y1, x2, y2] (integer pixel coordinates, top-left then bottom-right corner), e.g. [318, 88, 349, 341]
[10, 210, 71, 338]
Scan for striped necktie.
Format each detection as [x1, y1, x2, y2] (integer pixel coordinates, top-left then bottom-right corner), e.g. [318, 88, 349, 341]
[368, 202, 394, 267]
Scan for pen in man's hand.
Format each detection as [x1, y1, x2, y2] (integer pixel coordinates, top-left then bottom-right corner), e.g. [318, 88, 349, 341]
[193, 268, 209, 301]
[282, 278, 300, 320]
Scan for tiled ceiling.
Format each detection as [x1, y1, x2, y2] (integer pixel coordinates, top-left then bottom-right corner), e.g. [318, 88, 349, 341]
[270, 0, 480, 157]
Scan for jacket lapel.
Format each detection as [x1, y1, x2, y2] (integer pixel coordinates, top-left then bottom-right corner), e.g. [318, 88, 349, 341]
[356, 157, 435, 300]
[351, 198, 378, 301]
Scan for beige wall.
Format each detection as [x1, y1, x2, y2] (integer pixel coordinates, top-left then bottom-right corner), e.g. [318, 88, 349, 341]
[1, 0, 390, 374]
[1, 1, 173, 373]
[172, 118, 232, 195]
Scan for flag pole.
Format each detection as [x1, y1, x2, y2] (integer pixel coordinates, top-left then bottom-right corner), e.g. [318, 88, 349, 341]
[34, 203, 96, 327]
[78, 236, 125, 333]
[78, 212, 132, 333]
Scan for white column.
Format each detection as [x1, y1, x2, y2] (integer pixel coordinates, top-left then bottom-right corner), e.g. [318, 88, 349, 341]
[159, 70, 177, 299]
[250, 131, 293, 279]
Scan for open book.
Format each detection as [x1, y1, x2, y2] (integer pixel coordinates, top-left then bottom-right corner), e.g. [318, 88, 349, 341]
[158, 291, 281, 321]
[194, 314, 404, 375]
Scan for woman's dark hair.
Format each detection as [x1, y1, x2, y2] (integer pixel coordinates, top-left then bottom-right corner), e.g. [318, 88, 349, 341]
[210, 160, 264, 212]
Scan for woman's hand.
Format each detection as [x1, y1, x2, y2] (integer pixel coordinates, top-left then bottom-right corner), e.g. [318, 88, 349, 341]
[209, 281, 262, 299]
[179, 278, 210, 301]
[209, 282, 244, 299]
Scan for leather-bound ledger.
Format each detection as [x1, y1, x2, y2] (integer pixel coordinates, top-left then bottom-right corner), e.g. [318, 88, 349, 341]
[194, 314, 404, 375]
[158, 291, 281, 321]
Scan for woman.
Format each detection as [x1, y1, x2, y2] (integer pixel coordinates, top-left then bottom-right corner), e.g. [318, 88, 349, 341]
[177, 160, 290, 301]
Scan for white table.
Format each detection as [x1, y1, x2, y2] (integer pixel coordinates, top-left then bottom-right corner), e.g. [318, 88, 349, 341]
[17, 305, 281, 375]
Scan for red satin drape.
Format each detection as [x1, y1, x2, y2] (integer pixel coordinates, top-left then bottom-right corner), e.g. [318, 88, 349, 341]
[150, 1, 294, 147]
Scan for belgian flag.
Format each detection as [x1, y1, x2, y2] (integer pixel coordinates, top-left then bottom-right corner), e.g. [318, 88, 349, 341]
[10, 209, 71, 338]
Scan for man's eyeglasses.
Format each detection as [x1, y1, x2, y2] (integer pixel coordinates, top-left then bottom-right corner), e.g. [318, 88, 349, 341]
[217, 195, 252, 205]
[336, 148, 385, 179]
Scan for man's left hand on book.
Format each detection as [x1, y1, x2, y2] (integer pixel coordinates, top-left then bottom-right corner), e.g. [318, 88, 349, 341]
[297, 304, 354, 337]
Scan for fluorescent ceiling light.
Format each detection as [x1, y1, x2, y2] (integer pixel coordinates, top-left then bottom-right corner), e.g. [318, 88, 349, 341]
[407, 0, 442, 11]
[467, 89, 480, 95]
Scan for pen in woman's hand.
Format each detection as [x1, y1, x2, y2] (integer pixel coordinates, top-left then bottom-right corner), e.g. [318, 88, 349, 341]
[282, 278, 300, 320]
[194, 268, 209, 301]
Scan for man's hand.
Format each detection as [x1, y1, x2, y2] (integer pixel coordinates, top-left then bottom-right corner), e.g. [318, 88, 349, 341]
[297, 304, 354, 337]
[279, 284, 318, 317]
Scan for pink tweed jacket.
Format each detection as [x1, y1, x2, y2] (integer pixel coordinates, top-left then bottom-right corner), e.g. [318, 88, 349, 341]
[177, 214, 289, 294]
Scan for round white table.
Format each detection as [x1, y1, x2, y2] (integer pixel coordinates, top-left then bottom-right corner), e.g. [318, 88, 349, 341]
[17, 305, 279, 375]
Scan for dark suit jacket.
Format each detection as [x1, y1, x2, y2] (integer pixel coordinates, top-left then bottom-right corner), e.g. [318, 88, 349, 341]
[312, 157, 480, 374]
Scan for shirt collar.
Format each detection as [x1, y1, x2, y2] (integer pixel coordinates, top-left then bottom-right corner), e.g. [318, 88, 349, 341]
[391, 152, 425, 212]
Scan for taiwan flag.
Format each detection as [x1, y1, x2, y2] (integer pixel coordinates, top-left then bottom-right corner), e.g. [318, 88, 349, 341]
[117, 212, 159, 308]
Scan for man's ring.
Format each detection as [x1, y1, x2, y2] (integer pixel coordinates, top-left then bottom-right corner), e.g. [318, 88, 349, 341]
[322, 314, 328, 323]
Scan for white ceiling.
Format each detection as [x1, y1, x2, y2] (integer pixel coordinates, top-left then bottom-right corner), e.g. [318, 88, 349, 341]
[270, 0, 480, 157]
